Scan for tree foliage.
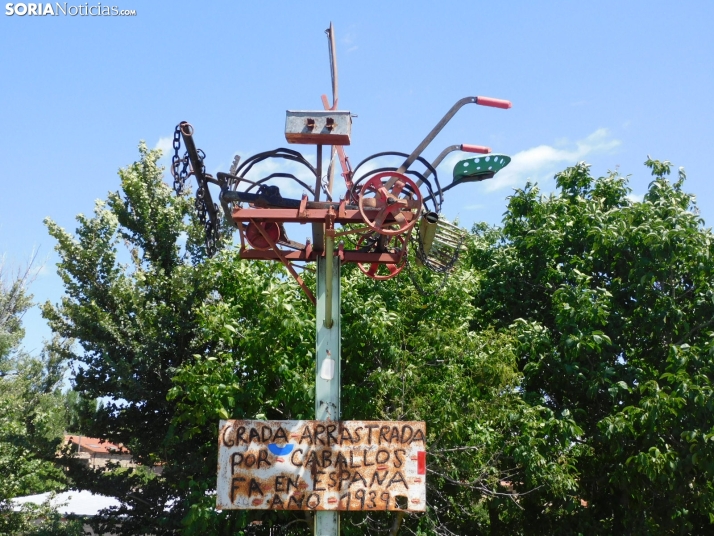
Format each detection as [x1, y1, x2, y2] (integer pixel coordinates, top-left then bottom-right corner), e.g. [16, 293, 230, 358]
[468, 159, 714, 533]
[0, 262, 81, 535]
[0, 260, 33, 364]
[43, 142, 220, 535]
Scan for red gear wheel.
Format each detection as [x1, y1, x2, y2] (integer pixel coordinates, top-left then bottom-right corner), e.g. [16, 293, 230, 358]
[358, 171, 422, 236]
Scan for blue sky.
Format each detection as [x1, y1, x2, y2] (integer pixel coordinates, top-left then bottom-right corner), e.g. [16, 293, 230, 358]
[1, 1, 713, 355]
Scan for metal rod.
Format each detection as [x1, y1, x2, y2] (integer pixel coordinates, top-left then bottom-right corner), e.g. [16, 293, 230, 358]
[240, 248, 403, 263]
[328, 146, 337, 196]
[231, 206, 411, 225]
[416, 144, 460, 187]
[312, 145, 325, 253]
[179, 122, 220, 231]
[317, 25, 341, 536]
[396, 97, 479, 175]
[321, 94, 353, 192]
[327, 22, 339, 108]
[325, 234, 335, 328]
[315, 144, 323, 202]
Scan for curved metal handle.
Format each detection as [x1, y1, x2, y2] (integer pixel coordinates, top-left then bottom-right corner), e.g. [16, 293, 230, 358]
[395, 95, 511, 180]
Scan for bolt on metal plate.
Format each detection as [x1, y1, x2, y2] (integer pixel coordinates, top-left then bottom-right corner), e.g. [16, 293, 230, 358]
[285, 111, 352, 145]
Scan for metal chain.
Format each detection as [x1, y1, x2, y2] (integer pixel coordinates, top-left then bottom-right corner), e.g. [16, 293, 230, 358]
[170, 124, 190, 195]
[192, 148, 221, 256]
[169, 123, 221, 256]
[194, 182, 220, 256]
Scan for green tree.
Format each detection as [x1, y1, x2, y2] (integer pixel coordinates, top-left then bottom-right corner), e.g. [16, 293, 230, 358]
[468, 159, 714, 533]
[63, 389, 100, 436]
[0, 342, 70, 502]
[0, 259, 33, 364]
[43, 142, 220, 535]
[0, 261, 80, 535]
[0, 262, 67, 502]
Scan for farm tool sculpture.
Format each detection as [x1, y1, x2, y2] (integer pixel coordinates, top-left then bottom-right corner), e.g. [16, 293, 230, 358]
[169, 28, 512, 302]
[169, 96, 511, 301]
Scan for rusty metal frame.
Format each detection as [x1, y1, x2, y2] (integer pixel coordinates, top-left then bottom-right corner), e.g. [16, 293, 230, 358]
[231, 204, 415, 226]
[233, 202, 406, 301]
[249, 218, 316, 305]
[232, 201, 411, 258]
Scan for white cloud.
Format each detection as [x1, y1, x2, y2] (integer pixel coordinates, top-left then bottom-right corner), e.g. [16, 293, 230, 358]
[436, 128, 621, 193]
[154, 136, 173, 161]
[231, 151, 319, 199]
[627, 193, 644, 203]
[226, 151, 406, 203]
[30, 264, 49, 277]
[342, 31, 356, 46]
[341, 30, 358, 53]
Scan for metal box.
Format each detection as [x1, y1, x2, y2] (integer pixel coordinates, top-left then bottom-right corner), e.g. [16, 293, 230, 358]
[285, 110, 352, 145]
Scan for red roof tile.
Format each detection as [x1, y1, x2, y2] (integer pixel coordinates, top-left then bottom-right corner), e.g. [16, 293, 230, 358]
[64, 435, 130, 455]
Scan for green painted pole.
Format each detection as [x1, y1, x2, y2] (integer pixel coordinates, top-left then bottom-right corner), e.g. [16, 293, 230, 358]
[314, 252, 340, 535]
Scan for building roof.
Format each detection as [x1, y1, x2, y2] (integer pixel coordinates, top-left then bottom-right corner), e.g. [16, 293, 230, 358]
[64, 435, 130, 455]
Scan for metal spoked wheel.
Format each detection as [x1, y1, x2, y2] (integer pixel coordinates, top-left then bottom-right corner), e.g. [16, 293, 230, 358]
[356, 232, 407, 280]
[357, 171, 422, 236]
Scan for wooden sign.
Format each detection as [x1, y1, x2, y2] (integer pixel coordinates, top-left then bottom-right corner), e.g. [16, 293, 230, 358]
[217, 420, 426, 512]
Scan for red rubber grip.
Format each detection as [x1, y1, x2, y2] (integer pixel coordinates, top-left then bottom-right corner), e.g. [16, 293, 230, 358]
[461, 144, 491, 154]
[476, 96, 512, 109]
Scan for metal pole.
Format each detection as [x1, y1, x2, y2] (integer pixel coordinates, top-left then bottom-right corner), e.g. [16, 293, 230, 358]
[316, 24, 342, 535]
[315, 253, 340, 535]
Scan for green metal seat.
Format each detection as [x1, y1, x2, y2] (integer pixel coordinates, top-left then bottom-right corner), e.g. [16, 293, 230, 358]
[452, 154, 511, 185]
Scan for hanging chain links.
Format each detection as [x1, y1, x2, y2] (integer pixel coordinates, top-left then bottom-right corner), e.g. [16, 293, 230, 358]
[169, 123, 221, 256]
[194, 153, 221, 257]
[170, 124, 190, 195]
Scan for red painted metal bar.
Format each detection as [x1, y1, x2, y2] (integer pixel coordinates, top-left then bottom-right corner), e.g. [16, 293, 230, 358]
[240, 248, 403, 264]
[231, 207, 415, 225]
[475, 96, 512, 109]
[250, 218, 316, 305]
